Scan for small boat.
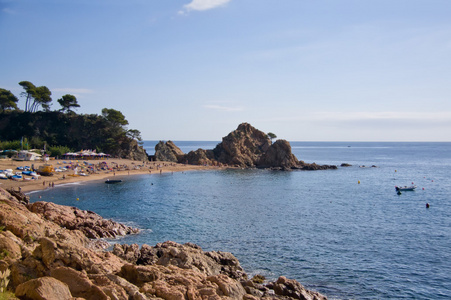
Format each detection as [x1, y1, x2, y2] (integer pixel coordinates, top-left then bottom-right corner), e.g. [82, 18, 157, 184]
[395, 185, 417, 191]
[11, 174, 23, 180]
[105, 179, 122, 184]
[37, 164, 55, 176]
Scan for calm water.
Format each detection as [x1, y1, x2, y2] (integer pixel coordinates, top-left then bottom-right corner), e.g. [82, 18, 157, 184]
[29, 142, 451, 300]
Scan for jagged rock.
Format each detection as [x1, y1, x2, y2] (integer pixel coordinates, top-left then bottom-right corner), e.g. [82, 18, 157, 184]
[213, 123, 271, 167]
[168, 123, 336, 170]
[271, 276, 327, 300]
[120, 139, 149, 161]
[184, 149, 216, 165]
[28, 201, 139, 239]
[6, 188, 29, 205]
[0, 187, 328, 300]
[341, 163, 352, 167]
[257, 139, 299, 169]
[15, 276, 73, 300]
[0, 231, 22, 261]
[297, 163, 337, 171]
[50, 267, 109, 300]
[154, 140, 184, 162]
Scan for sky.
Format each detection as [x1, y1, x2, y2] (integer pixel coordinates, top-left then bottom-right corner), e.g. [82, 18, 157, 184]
[1, 0, 450, 141]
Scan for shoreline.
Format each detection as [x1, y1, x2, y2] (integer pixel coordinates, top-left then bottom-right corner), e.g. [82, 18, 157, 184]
[0, 158, 224, 193]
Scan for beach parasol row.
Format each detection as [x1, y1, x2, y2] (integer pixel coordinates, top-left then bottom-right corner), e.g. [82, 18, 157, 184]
[63, 150, 110, 159]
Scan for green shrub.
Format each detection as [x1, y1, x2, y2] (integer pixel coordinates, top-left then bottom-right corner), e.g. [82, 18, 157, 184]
[48, 145, 72, 158]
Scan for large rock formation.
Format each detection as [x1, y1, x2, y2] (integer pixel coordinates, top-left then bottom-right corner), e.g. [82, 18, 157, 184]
[0, 188, 327, 299]
[121, 139, 149, 161]
[154, 123, 337, 170]
[154, 141, 185, 162]
[257, 139, 300, 170]
[213, 123, 271, 167]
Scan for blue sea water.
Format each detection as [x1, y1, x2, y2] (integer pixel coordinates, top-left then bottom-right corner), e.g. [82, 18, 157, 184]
[29, 142, 451, 300]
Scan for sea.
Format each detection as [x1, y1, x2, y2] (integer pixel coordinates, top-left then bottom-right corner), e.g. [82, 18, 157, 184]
[28, 141, 451, 300]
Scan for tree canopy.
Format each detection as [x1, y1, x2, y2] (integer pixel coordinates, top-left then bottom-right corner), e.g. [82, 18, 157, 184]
[58, 94, 80, 113]
[0, 81, 145, 158]
[0, 88, 19, 112]
[267, 132, 277, 142]
[19, 81, 52, 112]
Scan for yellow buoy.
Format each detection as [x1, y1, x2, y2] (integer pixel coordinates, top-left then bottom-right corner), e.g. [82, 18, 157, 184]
[76, 198, 79, 201]
[358, 180, 360, 184]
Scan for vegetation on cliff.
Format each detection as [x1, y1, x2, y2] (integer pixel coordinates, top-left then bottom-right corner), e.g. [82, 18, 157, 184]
[0, 81, 147, 160]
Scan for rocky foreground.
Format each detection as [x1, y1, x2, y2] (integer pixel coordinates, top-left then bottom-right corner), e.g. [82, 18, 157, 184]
[0, 187, 327, 300]
[155, 123, 337, 171]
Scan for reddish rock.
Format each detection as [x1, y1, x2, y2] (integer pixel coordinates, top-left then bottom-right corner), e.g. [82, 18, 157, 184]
[154, 140, 185, 162]
[15, 277, 73, 300]
[28, 201, 139, 239]
[0, 187, 328, 300]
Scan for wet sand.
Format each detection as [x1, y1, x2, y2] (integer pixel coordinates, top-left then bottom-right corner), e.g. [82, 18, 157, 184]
[0, 158, 222, 193]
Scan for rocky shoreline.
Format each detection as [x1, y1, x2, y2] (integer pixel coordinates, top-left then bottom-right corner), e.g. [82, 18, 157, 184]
[0, 187, 327, 299]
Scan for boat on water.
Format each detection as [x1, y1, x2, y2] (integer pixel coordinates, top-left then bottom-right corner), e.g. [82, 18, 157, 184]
[37, 164, 55, 176]
[395, 185, 417, 191]
[105, 179, 122, 184]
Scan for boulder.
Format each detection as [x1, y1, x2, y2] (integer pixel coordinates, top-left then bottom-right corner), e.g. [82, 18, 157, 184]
[50, 267, 109, 300]
[183, 149, 215, 165]
[271, 276, 327, 300]
[0, 231, 22, 261]
[28, 201, 139, 239]
[6, 188, 29, 205]
[0, 187, 329, 300]
[119, 139, 149, 161]
[154, 140, 184, 162]
[15, 277, 73, 300]
[257, 139, 299, 169]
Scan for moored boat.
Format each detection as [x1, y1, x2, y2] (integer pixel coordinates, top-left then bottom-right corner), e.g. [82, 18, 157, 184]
[105, 179, 122, 184]
[395, 185, 417, 191]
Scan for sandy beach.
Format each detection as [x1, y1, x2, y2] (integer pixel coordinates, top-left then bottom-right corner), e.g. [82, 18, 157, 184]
[0, 158, 221, 193]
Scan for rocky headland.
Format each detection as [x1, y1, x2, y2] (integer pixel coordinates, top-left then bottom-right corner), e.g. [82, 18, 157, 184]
[0, 187, 327, 299]
[154, 123, 337, 171]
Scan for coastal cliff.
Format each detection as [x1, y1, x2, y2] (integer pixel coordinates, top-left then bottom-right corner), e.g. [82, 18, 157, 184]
[155, 123, 337, 170]
[0, 187, 327, 299]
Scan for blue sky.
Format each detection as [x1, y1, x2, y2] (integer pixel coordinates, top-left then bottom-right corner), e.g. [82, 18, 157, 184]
[1, 0, 450, 141]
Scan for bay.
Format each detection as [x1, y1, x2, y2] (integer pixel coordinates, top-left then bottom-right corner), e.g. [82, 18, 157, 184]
[29, 142, 451, 300]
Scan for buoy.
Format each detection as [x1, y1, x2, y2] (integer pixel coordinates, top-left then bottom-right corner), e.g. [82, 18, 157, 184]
[395, 170, 397, 172]
[76, 198, 79, 201]
[358, 180, 360, 184]
[422, 187, 425, 190]
[426, 203, 430, 208]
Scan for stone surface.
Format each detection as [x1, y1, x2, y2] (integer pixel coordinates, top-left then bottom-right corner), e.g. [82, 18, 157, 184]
[154, 141, 185, 162]
[257, 139, 299, 169]
[15, 277, 73, 300]
[0, 187, 328, 300]
[165, 123, 337, 170]
[213, 122, 271, 167]
[28, 201, 139, 239]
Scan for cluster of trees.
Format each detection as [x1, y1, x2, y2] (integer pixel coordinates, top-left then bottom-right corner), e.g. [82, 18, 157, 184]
[1, 81, 80, 113]
[0, 81, 144, 158]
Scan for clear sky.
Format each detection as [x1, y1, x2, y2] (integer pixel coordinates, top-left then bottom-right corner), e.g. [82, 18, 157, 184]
[1, 0, 450, 141]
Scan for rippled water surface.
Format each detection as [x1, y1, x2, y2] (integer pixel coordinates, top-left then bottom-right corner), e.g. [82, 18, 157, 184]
[30, 142, 451, 300]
